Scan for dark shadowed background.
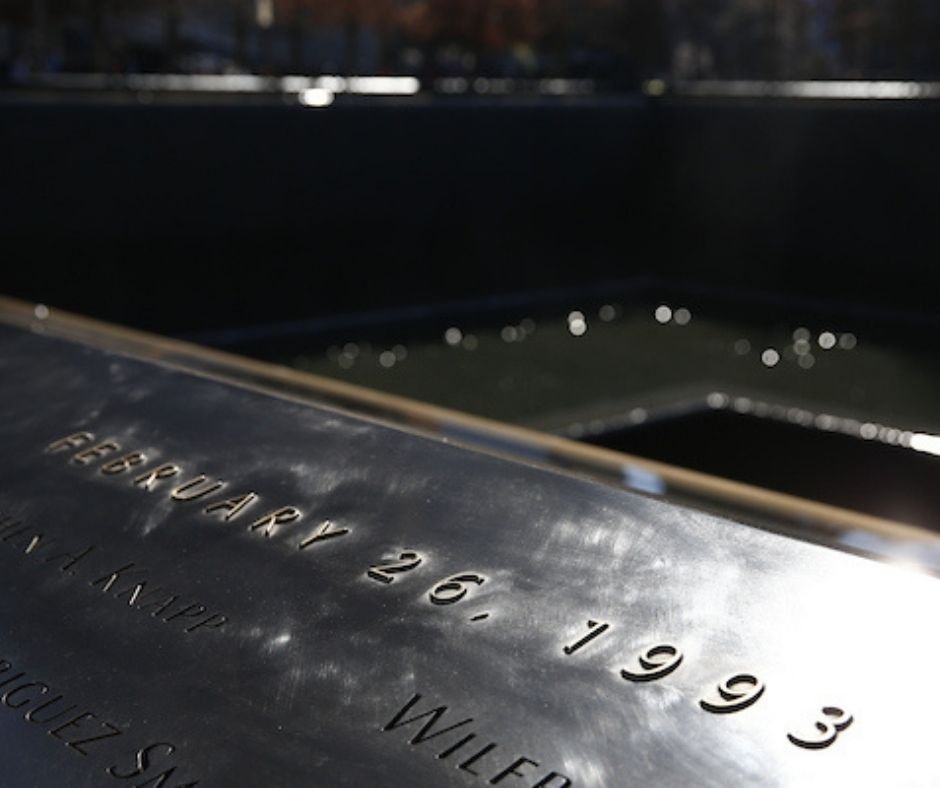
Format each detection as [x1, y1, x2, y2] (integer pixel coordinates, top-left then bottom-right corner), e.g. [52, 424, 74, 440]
[2, 0, 939, 530]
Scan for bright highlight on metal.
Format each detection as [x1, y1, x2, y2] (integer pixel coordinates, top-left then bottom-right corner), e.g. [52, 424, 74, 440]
[661, 80, 940, 100]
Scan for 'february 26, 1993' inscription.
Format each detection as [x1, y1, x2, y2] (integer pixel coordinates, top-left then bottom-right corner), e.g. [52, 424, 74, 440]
[0, 314, 935, 786]
[36, 424, 857, 784]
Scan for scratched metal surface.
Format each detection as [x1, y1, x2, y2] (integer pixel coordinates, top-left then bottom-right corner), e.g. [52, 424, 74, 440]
[0, 323, 937, 787]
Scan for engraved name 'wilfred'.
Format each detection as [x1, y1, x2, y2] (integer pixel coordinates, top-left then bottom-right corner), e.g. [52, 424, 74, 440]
[384, 694, 572, 787]
[47, 431, 306, 541]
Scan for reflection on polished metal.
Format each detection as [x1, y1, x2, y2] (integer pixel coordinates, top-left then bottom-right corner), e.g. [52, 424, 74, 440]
[660, 79, 940, 100]
[1, 296, 933, 551]
[0, 297, 939, 785]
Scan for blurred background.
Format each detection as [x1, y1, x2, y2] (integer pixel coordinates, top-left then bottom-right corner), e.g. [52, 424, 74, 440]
[4, 1, 940, 85]
[1, 1, 939, 537]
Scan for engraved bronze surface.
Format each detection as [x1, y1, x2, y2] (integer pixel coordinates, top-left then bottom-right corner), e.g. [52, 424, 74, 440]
[2, 294, 933, 547]
[0, 315, 938, 785]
